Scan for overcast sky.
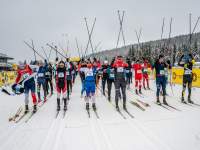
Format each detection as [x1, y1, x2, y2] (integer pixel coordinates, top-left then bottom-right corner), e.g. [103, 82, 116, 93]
[0, 0, 199, 62]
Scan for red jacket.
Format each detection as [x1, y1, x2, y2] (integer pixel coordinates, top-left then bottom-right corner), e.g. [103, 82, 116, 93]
[15, 65, 33, 84]
[133, 63, 143, 80]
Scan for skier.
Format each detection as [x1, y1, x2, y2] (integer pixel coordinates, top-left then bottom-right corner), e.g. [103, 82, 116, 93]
[56, 60, 67, 111]
[36, 60, 47, 103]
[153, 54, 168, 105]
[113, 56, 128, 110]
[81, 62, 96, 110]
[79, 59, 87, 97]
[178, 52, 195, 104]
[142, 58, 150, 90]
[125, 57, 132, 89]
[65, 58, 73, 100]
[101, 60, 109, 95]
[107, 58, 115, 101]
[12, 61, 37, 113]
[133, 60, 143, 94]
[45, 62, 53, 96]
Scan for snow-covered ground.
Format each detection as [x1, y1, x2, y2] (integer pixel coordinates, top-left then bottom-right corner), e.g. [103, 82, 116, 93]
[0, 78, 200, 150]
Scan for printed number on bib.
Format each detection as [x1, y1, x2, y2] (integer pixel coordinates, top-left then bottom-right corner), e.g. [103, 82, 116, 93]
[58, 72, 64, 78]
[117, 67, 124, 73]
[66, 71, 70, 76]
[45, 72, 50, 76]
[23, 73, 29, 79]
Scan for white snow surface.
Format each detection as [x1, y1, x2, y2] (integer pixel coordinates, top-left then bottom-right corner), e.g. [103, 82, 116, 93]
[0, 78, 200, 150]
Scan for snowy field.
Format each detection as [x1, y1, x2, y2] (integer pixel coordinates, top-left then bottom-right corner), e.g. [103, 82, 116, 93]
[0, 78, 200, 150]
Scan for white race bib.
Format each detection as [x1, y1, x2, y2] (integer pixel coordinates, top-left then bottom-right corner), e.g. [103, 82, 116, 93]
[184, 70, 192, 75]
[45, 72, 50, 76]
[143, 69, 148, 72]
[110, 73, 115, 78]
[117, 67, 124, 73]
[66, 71, 70, 76]
[137, 70, 142, 74]
[86, 72, 93, 77]
[38, 73, 44, 77]
[58, 72, 64, 78]
[23, 73, 29, 79]
[160, 70, 165, 75]
[126, 70, 130, 73]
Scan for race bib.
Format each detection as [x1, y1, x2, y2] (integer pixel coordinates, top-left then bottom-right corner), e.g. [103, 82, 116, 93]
[117, 67, 124, 73]
[110, 73, 115, 78]
[72, 70, 75, 74]
[58, 72, 64, 78]
[137, 70, 142, 74]
[66, 71, 70, 76]
[125, 70, 130, 73]
[160, 70, 165, 75]
[23, 73, 29, 79]
[184, 70, 192, 75]
[45, 72, 50, 76]
[38, 73, 44, 77]
[143, 69, 148, 72]
[86, 72, 93, 77]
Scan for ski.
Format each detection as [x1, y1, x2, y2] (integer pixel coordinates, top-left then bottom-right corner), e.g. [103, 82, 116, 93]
[124, 109, 134, 118]
[15, 112, 29, 123]
[86, 109, 90, 118]
[180, 101, 193, 106]
[25, 111, 36, 123]
[8, 106, 23, 122]
[192, 103, 200, 107]
[154, 102, 171, 110]
[130, 101, 145, 111]
[55, 111, 60, 119]
[136, 99, 150, 107]
[116, 109, 126, 119]
[163, 104, 181, 111]
[63, 110, 67, 118]
[93, 109, 100, 119]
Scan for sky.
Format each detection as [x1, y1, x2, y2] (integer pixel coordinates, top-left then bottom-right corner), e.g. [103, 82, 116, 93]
[0, 0, 199, 62]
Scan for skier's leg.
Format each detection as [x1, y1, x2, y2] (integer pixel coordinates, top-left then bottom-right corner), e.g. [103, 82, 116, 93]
[107, 80, 112, 101]
[42, 81, 47, 102]
[188, 80, 193, 103]
[181, 77, 187, 102]
[121, 81, 127, 109]
[135, 80, 138, 94]
[115, 81, 120, 109]
[67, 80, 70, 100]
[162, 78, 167, 105]
[37, 82, 41, 102]
[139, 79, 142, 94]
[156, 78, 161, 104]
[102, 78, 106, 95]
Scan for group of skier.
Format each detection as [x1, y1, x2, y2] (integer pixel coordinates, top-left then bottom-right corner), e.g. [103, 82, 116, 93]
[12, 58, 77, 114]
[10, 50, 195, 116]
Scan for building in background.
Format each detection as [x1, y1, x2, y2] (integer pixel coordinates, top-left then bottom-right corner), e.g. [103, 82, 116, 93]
[0, 53, 14, 71]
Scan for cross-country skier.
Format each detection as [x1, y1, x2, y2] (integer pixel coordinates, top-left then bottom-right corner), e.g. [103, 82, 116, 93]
[79, 59, 87, 97]
[142, 57, 150, 90]
[65, 58, 73, 100]
[81, 62, 96, 110]
[12, 61, 37, 113]
[133, 60, 143, 94]
[107, 58, 115, 101]
[36, 60, 47, 103]
[101, 60, 109, 95]
[153, 54, 168, 105]
[178, 52, 195, 104]
[45, 62, 53, 96]
[56, 60, 67, 111]
[125, 57, 132, 89]
[113, 56, 128, 110]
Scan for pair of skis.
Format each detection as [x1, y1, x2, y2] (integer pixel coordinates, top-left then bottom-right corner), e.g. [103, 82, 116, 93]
[55, 109, 67, 119]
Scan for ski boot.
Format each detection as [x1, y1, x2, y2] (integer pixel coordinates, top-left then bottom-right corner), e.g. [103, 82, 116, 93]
[163, 96, 168, 105]
[116, 105, 120, 111]
[139, 89, 142, 94]
[63, 98, 67, 111]
[181, 97, 187, 104]
[57, 98, 60, 111]
[44, 97, 47, 103]
[92, 103, 96, 111]
[147, 86, 150, 90]
[24, 105, 29, 114]
[156, 97, 161, 105]
[38, 99, 42, 104]
[135, 89, 138, 95]
[108, 96, 111, 102]
[33, 105, 37, 113]
[86, 103, 89, 110]
[144, 87, 146, 90]
[188, 97, 194, 104]
[123, 104, 127, 110]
